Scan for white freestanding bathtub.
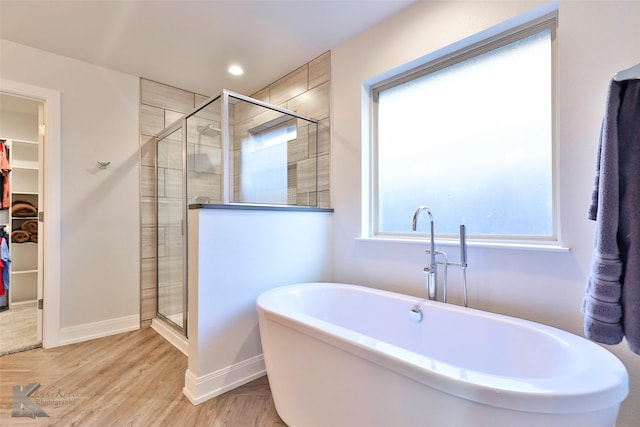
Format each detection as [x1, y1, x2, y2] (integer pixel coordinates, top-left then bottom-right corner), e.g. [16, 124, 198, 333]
[256, 283, 628, 427]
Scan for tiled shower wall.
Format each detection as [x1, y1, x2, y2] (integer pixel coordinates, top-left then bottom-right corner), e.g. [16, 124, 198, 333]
[138, 51, 331, 326]
[235, 52, 331, 207]
[139, 79, 211, 326]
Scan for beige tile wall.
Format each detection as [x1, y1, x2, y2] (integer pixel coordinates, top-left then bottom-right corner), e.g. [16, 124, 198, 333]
[139, 79, 210, 326]
[138, 51, 331, 326]
[186, 99, 223, 204]
[230, 102, 318, 205]
[248, 52, 331, 207]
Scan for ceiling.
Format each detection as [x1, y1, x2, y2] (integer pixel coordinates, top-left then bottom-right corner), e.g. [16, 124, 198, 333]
[0, 0, 416, 97]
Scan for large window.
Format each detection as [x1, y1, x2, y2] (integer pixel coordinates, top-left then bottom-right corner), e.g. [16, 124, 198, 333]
[371, 19, 556, 241]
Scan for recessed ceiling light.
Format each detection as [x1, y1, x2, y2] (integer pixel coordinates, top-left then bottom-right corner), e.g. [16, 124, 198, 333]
[228, 65, 244, 76]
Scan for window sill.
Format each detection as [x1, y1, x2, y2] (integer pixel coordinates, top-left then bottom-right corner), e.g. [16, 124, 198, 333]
[356, 236, 570, 253]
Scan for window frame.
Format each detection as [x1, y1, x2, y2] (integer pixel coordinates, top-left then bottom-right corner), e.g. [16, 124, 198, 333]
[240, 116, 298, 204]
[366, 12, 558, 246]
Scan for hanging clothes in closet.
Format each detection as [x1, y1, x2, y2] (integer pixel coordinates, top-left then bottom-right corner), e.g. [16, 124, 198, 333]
[583, 63, 640, 355]
[0, 140, 9, 210]
[0, 226, 10, 302]
[0, 142, 9, 311]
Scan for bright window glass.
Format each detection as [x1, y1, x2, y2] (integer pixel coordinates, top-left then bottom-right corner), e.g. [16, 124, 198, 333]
[374, 28, 554, 238]
[241, 121, 297, 204]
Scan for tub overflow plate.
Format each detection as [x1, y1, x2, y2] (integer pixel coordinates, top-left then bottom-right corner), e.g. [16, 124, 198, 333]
[409, 305, 423, 323]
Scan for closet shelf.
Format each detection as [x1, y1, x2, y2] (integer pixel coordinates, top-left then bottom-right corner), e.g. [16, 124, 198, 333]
[1, 138, 38, 145]
[11, 161, 38, 170]
[12, 269, 37, 275]
[2, 110, 41, 308]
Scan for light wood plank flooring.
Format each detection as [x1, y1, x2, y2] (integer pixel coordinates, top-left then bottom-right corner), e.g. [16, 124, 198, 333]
[0, 302, 40, 356]
[0, 327, 287, 426]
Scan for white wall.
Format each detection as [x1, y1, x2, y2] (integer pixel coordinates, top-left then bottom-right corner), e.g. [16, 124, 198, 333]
[0, 40, 140, 341]
[0, 109, 39, 141]
[330, 1, 639, 425]
[185, 207, 333, 404]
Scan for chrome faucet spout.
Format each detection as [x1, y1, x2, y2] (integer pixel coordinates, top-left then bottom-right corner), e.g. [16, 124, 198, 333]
[412, 205, 437, 300]
[413, 207, 469, 306]
[412, 205, 436, 270]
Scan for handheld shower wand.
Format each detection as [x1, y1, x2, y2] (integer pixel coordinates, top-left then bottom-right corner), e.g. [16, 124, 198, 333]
[460, 224, 468, 307]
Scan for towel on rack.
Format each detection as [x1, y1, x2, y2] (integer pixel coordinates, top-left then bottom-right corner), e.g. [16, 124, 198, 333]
[583, 79, 625, 345]
[584, 78, 640, 355]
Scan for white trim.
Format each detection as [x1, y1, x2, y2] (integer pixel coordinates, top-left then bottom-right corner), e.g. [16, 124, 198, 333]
[151, 318, 188, 356]
[356, 236, 570, 253]
[0, 78, 62, 349]
[183, 355, 266, 405]
[58, 314, 140, 346]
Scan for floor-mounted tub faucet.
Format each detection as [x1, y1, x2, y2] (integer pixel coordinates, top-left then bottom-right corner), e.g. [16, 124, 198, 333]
[412, 205, 437, 300]
[412, 206, 469, 307]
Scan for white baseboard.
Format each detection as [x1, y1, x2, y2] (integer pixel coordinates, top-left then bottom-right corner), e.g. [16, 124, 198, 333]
[151, 318, 188, 355]
[58, 314, 139, 346]
[183, 355, 266, 405]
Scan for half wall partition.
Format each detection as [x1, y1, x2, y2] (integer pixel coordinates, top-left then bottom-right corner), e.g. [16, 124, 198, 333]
[154, 90, 319, 335]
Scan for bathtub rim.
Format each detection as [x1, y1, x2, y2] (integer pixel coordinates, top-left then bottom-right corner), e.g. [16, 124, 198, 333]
[257, 282, 629, 415]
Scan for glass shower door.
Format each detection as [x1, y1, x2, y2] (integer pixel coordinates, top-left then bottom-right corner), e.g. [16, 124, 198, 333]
[156, 125, 186, 332]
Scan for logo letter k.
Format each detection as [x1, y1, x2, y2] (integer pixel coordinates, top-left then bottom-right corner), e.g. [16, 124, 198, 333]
[12, 383, 49, 418]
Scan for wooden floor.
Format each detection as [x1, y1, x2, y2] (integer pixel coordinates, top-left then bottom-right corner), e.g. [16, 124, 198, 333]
[0, 327, 287, 426]
[0, 302, 40, 356]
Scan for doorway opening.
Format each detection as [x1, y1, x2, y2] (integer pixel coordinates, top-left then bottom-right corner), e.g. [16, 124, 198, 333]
[0, 93, 43, 355]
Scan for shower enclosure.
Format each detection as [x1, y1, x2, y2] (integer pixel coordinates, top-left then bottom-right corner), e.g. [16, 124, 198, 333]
[154, 90, 319, 335]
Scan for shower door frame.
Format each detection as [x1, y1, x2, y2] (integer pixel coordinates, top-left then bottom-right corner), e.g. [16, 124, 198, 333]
[153, 89, 320, 337]
[154, 120, 188, 336]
